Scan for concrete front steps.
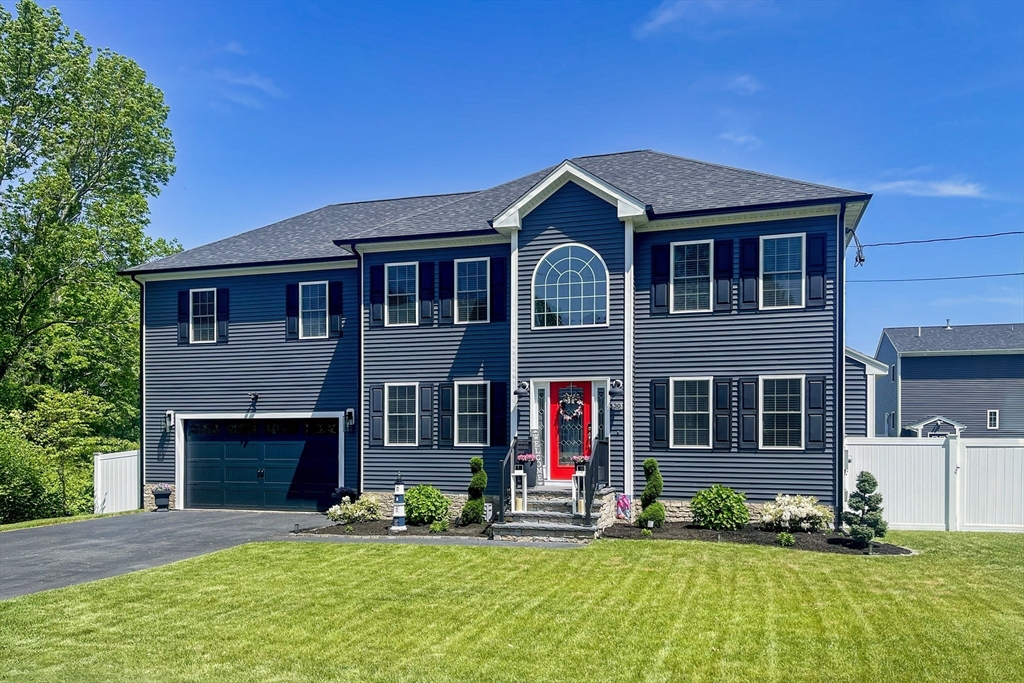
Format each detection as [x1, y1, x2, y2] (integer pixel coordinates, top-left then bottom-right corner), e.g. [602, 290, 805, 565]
[489, 485, 616, 543]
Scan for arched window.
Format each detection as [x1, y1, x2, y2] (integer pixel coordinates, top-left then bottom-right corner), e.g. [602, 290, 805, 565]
[532, 244, 608, 328]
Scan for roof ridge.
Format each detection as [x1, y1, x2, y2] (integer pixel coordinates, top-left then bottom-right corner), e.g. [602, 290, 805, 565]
[885, 322, 1023, 330]
[321, 190, 478, 210]
[570, 149, 651, 161]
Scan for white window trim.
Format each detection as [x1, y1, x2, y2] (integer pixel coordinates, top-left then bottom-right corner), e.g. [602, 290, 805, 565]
[759, 233, 806, 311]
[454, 380, 491, 447]
[759, 374, 806, 450]
[298, 280, 329, 340]
[530, 242, 611, 331]
[669, 240, 713, 314]
[384, 382, 418, 447]
[188, 288, 217, 344]
[384, 261, 419, 328]
[454, 257, 490, 325]
[669, 376, 713, 449]
[987, 409, 999, 430]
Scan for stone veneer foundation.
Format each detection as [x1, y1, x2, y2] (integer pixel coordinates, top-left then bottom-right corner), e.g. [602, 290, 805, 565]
[363, 491, 472, 523]
[143, 483, 177, 512]
[618, 500, 765, 525]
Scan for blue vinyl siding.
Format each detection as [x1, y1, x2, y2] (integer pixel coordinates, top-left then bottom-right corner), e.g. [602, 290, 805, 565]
[635, 215, 841, 504]
[516, 181, 626, 489]
[845, 355, 868, 437]
[143, 266, 360, 488]
[362, 243, 511, 494]
[901, 354, 1024, 437]
[874, 335, 898, 436]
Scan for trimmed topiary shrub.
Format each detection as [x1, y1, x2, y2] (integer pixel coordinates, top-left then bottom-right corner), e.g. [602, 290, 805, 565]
[404, 484, 450, 526]
[460, 457, 488, 525]
[842, 471, 887, 547]
[636, 458, 666, 528]
[690, 484, 750, 532]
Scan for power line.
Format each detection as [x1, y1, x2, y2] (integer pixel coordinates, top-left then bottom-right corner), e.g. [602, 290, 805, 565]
[848, 272, 1024, 283]
[861, 231, 1023, 247]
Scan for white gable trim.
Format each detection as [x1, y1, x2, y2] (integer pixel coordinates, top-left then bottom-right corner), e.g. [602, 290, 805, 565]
[492, 160, 647, 232]
[133, 259, 356, 282]
[845, 346, 888, 375]
[639, 203, 842, 234]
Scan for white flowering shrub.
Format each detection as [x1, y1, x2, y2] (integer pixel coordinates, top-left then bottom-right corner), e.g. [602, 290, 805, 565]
[760, 494, 834, 533]
[326, 494, 383, 524]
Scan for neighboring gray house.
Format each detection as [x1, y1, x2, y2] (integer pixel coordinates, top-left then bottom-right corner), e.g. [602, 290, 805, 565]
[844, 347, 888, 437]
[122, 150, 872, 524]
[874, 323, 1024, 438]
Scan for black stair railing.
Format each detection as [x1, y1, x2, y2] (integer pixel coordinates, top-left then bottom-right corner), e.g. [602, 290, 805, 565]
[497, 436, 517, 523]
[582, 437, 610, 525]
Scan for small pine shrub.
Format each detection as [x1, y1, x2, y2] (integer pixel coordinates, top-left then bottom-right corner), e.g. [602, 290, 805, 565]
[429, 518, 449, 533]
[841, 471, 887, 547]
[636, 458, 665, 528]
[690, 484, 750, 531]
[405, 484, 450, 526]
[460, 457, 488, 525]
[326, 494, 383, 524]
[776, 532, 795, 547]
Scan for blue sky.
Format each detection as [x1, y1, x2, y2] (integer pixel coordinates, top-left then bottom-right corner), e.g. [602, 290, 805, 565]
[40, 0, 1024, 352]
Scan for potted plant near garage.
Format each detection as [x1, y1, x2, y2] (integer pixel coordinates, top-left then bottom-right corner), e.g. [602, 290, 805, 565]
[516, 453, 538, 487]
[152, 483, 172, 511]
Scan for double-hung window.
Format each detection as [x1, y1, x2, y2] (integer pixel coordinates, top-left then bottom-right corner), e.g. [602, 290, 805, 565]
[190, 289, 216, 343]
[455, 381, 489, 446]
[455, 258, 489, 323]
[761, 376, 804, 449]
[385, 383, 418, 445]
[761, 234, 805, 309]
[987, 410, 999, 430]
[299, 281, 328, 339]
[386, 263, 418, 326]
[671, 241, 712, 313]
[670, 378, 711, 448]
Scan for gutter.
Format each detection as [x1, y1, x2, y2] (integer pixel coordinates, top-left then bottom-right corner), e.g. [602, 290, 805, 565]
[643, 194, 872, 223]
[118, 254, 357, 278]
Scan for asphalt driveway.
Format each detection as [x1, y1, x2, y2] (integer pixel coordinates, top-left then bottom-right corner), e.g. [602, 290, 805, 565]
[0, 510, 326, 599]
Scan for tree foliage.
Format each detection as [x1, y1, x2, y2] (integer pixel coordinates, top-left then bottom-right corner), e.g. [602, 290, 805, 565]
[842, 471, 887, 546]
[0, 1, 177, 519]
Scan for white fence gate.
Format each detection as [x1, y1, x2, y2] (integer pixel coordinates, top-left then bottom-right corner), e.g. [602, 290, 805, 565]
[93, 450, 141, 514]
[845, 437, 1024, 532]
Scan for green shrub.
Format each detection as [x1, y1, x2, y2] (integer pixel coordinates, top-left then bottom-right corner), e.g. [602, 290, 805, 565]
[690, 484, 750, 531]
[405, 484, 449, 526]
[640, 528, 653, 538]
[0, 429, 53, 524]
[460, 457, 487, 525]
[842, 471, 888, 546]
[326, 494, 383, 524]
[345, 524, 354, 533]
[429, 518, 449, 533]
[760, 494, 835, 533]
[636, 458, 665, 528]
[776, 532, 795, 547]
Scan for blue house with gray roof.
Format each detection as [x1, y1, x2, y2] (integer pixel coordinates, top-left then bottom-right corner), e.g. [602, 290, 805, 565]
[122, 150, 872, 532]
[874, 323, 1024, 439]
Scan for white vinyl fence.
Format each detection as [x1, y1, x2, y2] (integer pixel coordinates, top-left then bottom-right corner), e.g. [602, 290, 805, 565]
[93, 450, 141, 514]
[845, 437, 1024, 532]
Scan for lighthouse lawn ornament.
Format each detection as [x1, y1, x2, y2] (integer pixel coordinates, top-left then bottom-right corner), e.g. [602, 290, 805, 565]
[390, 472, 407, 532]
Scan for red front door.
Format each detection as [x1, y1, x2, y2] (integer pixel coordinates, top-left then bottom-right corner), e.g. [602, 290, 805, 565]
[549, 382, 592, 481]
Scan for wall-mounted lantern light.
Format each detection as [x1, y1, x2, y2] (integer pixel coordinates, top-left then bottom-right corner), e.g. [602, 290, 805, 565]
[513, 381, 531, 399]
[609, 380, 624, 411]
[164, 410, 174, 431]
[344, 408, 356, 433]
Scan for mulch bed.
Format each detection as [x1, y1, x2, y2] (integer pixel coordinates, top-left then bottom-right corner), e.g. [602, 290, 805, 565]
[300, 520, 491, 538]
[601, 523, 913, 556]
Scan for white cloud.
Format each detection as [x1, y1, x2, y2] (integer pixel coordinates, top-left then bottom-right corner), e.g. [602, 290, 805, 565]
[213, 71, 283, 98]
[725, 74, 762, 95]
[869, 178, 985, 198]
[634, 0, 776, 39]
[223, 41, 249, 55]
[719, 131, 762, 150]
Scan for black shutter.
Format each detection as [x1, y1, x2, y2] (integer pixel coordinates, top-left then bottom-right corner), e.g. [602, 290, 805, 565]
[714, 239, 733, 312]
[806, 376, 825, 450]
[419, 262, 434, 325]
[490, 381, 508, 447]
[806, 233, 827, 308]
[285, 284, 299, 340]
[369, 385, 384, 446]
[419, 384, 433, 446]
[713, 378, 732, 450]
[490, 257, 507, 323]
[370, 265, 385, 326]
[651, 244, 670, 313]
[177, 290, 189, 343]
[329, 281, 343, 338]
[439, 260, 454, 325]
[216, 288, 229, 342]
[439, 383, 454, 445]
[739, 238, 759, 310]
[738, 377, 758, 450]
[651, 380, 669, 449]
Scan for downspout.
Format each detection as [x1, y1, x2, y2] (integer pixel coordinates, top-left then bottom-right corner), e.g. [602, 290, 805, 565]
[355, 245, 365, 494]
[130, 274, 145, 509]
[836, 202, 846, 522]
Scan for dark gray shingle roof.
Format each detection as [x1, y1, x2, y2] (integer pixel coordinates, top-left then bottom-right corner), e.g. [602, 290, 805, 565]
[884, 324, 1024, 353]
[126, 149, 867, 274]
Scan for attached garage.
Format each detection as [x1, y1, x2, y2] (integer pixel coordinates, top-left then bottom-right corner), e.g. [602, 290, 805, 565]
[183, 417, 341, 511]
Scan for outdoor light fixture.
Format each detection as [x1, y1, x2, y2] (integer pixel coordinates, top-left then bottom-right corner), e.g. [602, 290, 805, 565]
[247, 392, 260, 402]
[164, 410, 174, 431]
[513, 381, 530, 398]
[344, 408, 356, 432]
[390, 473, 407, 532]
[609, 380, 624, 411]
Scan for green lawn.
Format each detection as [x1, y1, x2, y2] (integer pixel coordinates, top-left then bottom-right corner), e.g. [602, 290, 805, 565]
[1, 532, 1022, 683]
[0, 509, 142, 532]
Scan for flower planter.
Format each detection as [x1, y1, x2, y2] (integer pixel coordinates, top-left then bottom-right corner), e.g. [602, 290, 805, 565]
[523, 460, 537, 487]
[153, 490, 171, 511]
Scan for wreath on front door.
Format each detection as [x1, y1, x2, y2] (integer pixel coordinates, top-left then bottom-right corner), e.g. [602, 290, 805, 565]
[558, 392, 584, 421]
